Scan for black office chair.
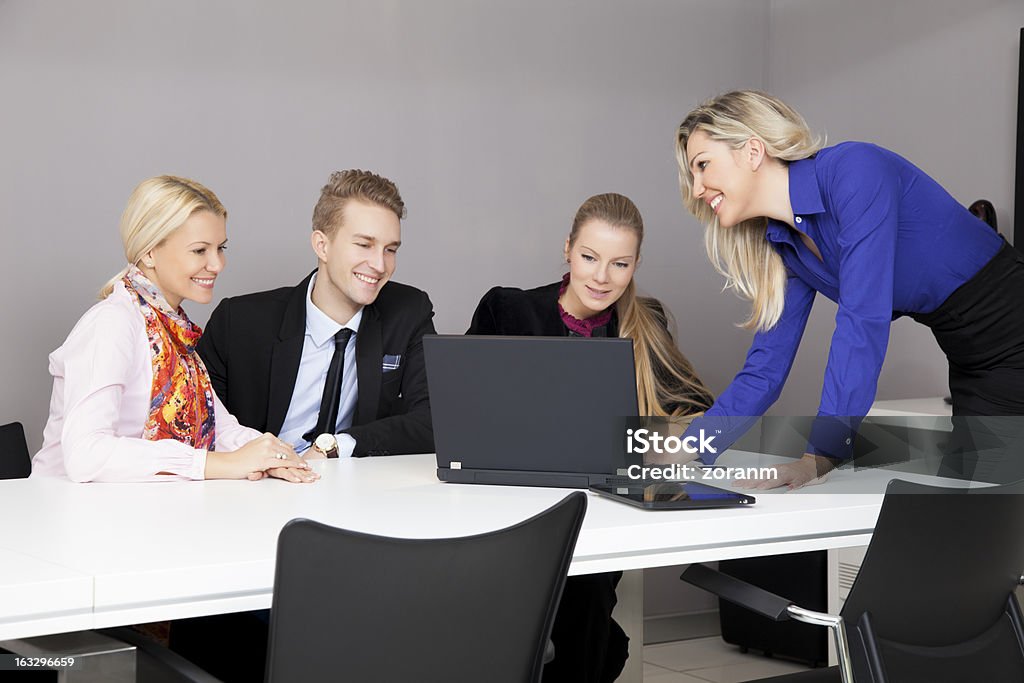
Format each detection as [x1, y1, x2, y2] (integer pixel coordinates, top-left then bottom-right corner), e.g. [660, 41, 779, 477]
[968, 199, 998, 231]
[0, 421, 32, 479]
[681, 479, 1024, 683]
[265, 491, 588, 683]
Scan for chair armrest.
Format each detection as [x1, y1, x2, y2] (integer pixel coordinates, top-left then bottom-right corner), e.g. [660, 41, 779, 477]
[680, 564, 793, 621]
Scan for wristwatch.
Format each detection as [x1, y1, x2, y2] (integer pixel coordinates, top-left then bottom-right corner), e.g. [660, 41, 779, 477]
[312, 433, 340, 459]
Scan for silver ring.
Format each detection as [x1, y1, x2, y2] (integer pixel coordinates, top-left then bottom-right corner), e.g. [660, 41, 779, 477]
[275, 452, 287, 460]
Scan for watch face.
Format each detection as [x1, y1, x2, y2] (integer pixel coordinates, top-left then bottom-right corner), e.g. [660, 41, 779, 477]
[315, 433, 337, 451]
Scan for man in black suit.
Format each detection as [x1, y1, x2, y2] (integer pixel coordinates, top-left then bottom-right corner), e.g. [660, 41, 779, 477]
[197, 168, 434, 460]
[176, 170, 434, 682]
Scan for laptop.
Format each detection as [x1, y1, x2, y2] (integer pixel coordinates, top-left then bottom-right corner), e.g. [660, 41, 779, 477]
[423, 335, 642, 487]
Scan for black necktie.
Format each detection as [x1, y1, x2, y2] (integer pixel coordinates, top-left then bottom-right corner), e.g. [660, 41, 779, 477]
[303, 328, 354, 443]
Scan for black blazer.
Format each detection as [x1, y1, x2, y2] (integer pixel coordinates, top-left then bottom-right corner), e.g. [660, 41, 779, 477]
[197, 271, 435, 456]
[467, 282, 618, 336]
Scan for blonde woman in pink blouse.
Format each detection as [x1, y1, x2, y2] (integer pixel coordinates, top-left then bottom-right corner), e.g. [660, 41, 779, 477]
[33, 176, 317, 484]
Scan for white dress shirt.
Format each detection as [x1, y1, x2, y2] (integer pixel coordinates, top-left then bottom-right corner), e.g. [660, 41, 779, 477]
[32, 283, 262, 482]
[277, 274, 360, 456]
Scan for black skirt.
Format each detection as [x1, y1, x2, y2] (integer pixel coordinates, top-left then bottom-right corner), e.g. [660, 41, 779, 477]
[909, 240, 1024, 482]
[909, 240, 1024, 415]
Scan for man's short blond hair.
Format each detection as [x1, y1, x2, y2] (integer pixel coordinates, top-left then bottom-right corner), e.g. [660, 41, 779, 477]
[312, 169, 406, 238]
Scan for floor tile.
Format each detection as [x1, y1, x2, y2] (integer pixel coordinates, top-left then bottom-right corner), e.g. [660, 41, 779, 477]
[643, 669, 710, 682]
[684, 657, 812, 682]
[643, 636, 754, 672]
[644, 662, 673, 676]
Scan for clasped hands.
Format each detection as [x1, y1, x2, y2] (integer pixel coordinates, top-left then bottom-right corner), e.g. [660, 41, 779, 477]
[207, 433, 320, 483]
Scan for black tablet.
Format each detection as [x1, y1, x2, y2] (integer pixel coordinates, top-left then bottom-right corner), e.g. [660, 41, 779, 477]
[589, 481, 755, 510]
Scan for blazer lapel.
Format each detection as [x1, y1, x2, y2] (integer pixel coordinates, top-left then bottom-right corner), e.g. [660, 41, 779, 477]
[266, 272, 314, 434]
[354, 304, 382, 425]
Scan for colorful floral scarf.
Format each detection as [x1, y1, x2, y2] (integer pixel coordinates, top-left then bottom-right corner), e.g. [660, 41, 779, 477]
[124, 266, 216, 451]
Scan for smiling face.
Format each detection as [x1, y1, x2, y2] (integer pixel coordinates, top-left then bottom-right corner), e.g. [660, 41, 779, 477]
[685, 130, 760, 228]
[141, 209, 227, 310]
[560, 219, 639, 319]
[311, 198, 401, 324]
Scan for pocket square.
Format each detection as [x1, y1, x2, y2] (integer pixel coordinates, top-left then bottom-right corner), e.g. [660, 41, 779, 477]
[382, 354, 402, 372]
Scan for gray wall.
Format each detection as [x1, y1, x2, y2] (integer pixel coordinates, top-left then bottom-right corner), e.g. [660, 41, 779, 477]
[2, 0, 1022, 464]
[1, 1, 768, 453]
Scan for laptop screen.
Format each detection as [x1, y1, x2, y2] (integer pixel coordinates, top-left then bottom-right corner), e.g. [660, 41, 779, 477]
[424, 335, 640, 478]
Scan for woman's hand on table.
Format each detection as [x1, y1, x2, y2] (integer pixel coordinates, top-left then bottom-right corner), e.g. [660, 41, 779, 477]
[733, 453, 834, 490]
[206, 433, 319, 483]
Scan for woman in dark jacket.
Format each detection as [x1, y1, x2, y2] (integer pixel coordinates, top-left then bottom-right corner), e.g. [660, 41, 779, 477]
[468, 192, 713, 683]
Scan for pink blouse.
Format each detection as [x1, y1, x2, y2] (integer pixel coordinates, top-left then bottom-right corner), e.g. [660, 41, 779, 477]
[32, 283, 261, 482]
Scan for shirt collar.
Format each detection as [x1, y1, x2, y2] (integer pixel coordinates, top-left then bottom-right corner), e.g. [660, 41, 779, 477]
[304, 272, 363, 347]
[766, 156, 825, 244]
[787, 156, 825, 216]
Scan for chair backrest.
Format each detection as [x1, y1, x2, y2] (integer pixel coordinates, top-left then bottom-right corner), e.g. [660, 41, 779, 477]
[0, 422, 31, 480]
[842, 478, 1024, 682]
[265, 491, 588, 683]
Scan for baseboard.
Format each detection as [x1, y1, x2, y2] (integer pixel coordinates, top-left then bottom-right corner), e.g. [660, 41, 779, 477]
[643, 609, 720, 645]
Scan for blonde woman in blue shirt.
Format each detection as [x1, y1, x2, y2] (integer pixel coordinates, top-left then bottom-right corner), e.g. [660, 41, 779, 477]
[675, 90, 1024, 488]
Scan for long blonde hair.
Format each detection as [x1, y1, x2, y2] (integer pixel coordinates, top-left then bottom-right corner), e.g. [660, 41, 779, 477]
[100, 175, 227, 299]
[675, 90, 823, 331]
[570, 193, 714, 417]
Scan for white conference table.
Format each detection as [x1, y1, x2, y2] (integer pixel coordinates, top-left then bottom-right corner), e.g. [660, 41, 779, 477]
[0, 448, 957, 643]
[0, 549, 93, 639]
